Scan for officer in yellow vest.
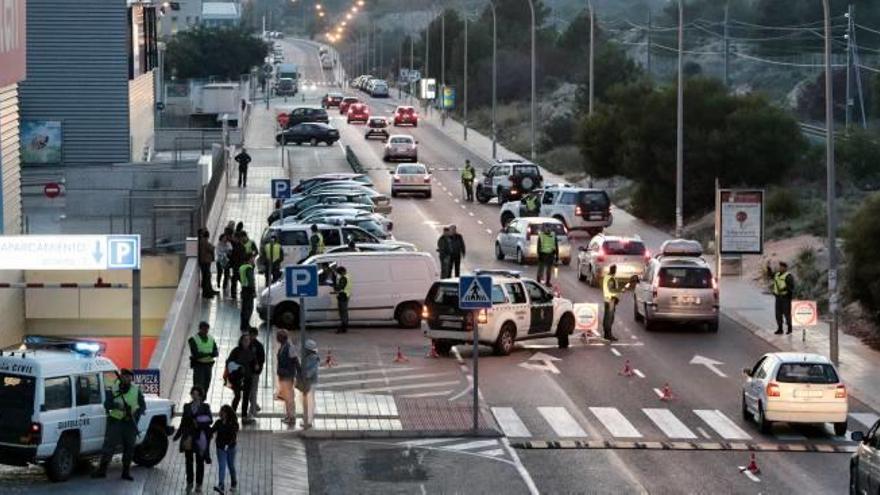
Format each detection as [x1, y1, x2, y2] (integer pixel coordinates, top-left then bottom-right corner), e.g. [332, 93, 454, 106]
[767, 261, 795, 334]
[241, 231, 257, 258]
[188, 321, 218, 395]
[93, 369, 145, 481]
[602, 265, 627, 342]
[523, 193, 540, 216]
[461, 160, 475, 202]
[308, 224, 325, 259]
[262, 234, 285, 282]
[240, 253, 257, 332]
[536, 223, 559, 286]
[333, 266, 352, 333]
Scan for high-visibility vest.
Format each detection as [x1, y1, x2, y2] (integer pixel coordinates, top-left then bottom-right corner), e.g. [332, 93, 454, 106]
[190, 335, 216, 364]
[264, 242, 282, 263]
[340, 274, 352, 298]
[108, 383, 140, 421]
[772, 271, 790, 296]
[311, 233, 325, 254]
[244, 239, 257, 256]
[525, 196, 538, 211]
[538, 232, 556, 254]
[240, 263, 254, 288]
[603, 275, 620, 303]
[461, 166, 474, 181]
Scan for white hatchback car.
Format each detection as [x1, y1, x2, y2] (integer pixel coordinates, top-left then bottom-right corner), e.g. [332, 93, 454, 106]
[383, 135, 418, 162]
[494, 217, 571, 265]
[391, 163, 432, 198]
[742, 352, 849, 436]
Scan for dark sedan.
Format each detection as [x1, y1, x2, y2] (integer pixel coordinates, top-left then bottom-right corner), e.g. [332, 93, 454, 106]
[276, 123, 340, 146]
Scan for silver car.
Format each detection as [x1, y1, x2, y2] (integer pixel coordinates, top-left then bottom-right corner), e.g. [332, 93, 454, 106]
[383, 134, 418, 162]
[391, 163, 432, 198]
[494, 217, 571, 265]
[296, 208, 392, 232]
[851, 418, 880, 494]
[577, 234, 649, 287]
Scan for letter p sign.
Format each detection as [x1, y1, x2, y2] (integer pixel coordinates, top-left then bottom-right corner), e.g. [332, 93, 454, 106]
[285, 265, 318, 297]
[271, 179, 291, 199]
[107, 235, 141, 270]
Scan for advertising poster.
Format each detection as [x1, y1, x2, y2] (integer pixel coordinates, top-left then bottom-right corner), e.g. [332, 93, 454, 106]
[442, 86, 456, 110]
[719, 189, 763, 255]
[21, 120, 62, 164]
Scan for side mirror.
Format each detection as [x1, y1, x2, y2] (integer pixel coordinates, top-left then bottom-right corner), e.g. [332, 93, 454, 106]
[389, 170, 394, 175]
[742, 367, 753, 377]
[851, 431, 865, 442]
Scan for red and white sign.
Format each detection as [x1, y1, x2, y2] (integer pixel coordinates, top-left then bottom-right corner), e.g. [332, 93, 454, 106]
[43, 182, 61, 198]
[574, 303, 600, 333]
[791, 300, 818, 327]
[719, 189, 764, 255]
[0, 0, 27, 88]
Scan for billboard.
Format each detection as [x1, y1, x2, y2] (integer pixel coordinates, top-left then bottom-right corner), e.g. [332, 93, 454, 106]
[0, 0, 26, 87]
[419, 78, 436, 100]
[21, 121, 62, 164]
[719, 189, 764, 255]
[442, 86, 456, 110]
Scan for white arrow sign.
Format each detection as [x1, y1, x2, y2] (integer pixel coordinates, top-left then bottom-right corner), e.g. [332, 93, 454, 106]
[518, 352, 562, 374]
[690, 355, 727, 378]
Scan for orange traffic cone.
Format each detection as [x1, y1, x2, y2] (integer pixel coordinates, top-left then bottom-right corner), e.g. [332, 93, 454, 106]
[740, 453, 761, 475]
[619, 359, 635, 377]
[323, 348, 338, 368]
[659, 383, 674, 401]
[393, 345, 410, 364]
[426, 340, 440, 359]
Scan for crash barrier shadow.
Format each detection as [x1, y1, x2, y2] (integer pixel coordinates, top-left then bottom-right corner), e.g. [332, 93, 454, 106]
[345, 145, 365, 174]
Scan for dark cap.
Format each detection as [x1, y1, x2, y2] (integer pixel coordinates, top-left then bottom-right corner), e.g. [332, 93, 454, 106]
[120, 368, 134, 377]
[198, 321, 210, 330]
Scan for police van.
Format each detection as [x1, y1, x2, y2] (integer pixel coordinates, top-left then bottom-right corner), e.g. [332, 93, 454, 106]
[0, 338, 175, 481]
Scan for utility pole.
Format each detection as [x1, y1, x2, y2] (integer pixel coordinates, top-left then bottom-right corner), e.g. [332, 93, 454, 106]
[464, 13, 469, 140]
[845, 3, 853, 129]
[675, 0, 684, 238]
[646, 10, 652, 77]
[588, 0, 595, 117]
[410, 36, 414, 104]
[822, 0, 839, 365]
[723, 2, 730, 88]
[527, 0, 536, 162]
[441, 11, 446, 126]
[398, 40, 403, 99]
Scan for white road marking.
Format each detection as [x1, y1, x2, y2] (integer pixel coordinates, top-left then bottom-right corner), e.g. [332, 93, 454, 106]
[461, 205, 466, 209]
[694, 409, 752, 440]
[317, 372, 451, 388]
[642, 408, 697, 439]
[492, 407, 533, 438]
[851, 412, 880, 428]
[444, 440, 499, 451]
[610, 348, 621, 357]
[697, 427, 711, 439]
[454, 199, 460, 203]
[633, 369, 645, 378]
[590, 407, 642, 438]
[399, 438, 460, 447]
[690, 355, 727, 378]
[486, 229, 493, 234]
[477, 220, 484, 225]
[448, 192, 454, 197]
[468, 212, 475, 216]
[502, 438, 540, 495]
[479, 449, 506, 457]
[320, 367, 417, 379]
[399, 390, 453, 398]
[538, 407, 588, 437]
[738, 467, 761, 483]
[348, 380, 462, 394]
[653, 388, 664, 399]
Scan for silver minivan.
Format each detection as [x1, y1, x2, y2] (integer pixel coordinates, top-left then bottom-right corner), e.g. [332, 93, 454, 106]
[494, 217, 571, 265]
[633, 239, 719, 332]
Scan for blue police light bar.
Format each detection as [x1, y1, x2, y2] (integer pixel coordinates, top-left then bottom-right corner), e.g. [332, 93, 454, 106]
[22, 336, 106, 356]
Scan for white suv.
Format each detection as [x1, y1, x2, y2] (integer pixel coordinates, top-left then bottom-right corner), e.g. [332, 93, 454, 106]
[499, 184, 612, 235]
[476, 159, 543, 204]
[0, 340, 175, 481]
[422, 270, 576, 356]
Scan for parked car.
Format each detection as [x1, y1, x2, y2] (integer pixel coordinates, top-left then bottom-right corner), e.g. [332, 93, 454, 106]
[390, 163, 432, 198]
[500, 184, 612, 235]
[324, 242, 417, 254]
[259, 222, 404, 263]
[297, 208, 393, 233]
[850, 418, 880, 495]
[369, 80, 389, 97]
[293, 173, 373, 193]
[365, 117, 390, 140]
[339, 97, 360, 115]
[495, 217, 571, 265]
[392, 106, 419, 127]
[300, 184, 391, 214]
[347, 103, 370, 124]
[267, 192, 376, 224]
[383, 135, 418, 162]
[284, 107, 329, 127]
[577, 234, 649, 287]
[276, 123, 339, 146]
[476, 159, 543, 204]
[321, 93, 344, 108]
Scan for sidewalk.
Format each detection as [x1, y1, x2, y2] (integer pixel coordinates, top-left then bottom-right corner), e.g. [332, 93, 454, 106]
[408, 97, 880, 414]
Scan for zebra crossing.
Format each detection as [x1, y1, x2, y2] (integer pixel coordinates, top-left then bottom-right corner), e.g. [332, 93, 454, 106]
[492, 405, 880, 443]
[317, 362, 465, 399]
[395, 438, 511, 461]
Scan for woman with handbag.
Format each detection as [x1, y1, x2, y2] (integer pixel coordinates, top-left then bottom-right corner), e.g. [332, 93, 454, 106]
[297, 339, 320, 429]
[173, 386, 213, 493]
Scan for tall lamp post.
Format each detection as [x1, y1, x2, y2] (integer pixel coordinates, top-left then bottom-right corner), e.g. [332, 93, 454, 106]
[588, 0, 595, 116]
[822, 0, 839, 364]
[674, 0, 684, 238]
[525, 0, 536, 161]
[488, 0, 497, 158]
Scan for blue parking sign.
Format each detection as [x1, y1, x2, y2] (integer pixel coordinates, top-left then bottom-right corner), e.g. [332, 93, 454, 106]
[271, 179, 291, 199]
[285, 265, 318, 297]
[107, 235, 141, 269]
[459, 276, 493, 309]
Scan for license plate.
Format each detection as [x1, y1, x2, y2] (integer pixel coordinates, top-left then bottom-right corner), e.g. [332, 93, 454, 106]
[441, 321, 462, 329]
[589, 213, 602, 220]
[794, 390, 823, 398]
[675, 296, 700, 304]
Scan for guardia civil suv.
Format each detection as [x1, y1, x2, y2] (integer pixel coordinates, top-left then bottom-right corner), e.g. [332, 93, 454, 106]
[476, 159, 543, 204]
[500, 183, 612, 236]
[422, 270, 576, 356]
[0, 338, 175, 482]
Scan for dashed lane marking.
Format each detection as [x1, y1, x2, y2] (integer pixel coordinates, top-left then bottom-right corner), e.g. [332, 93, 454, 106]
[486, 229, 493, 234]
[610, 348, 621, 357]
[739, 467, 761, 483]
[477, 220, 484, 225]
[468, 212, 475, 216]
[633, 369, 645, 378]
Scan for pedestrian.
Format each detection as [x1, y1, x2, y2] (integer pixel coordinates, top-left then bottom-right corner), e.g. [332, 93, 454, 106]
[298, 339, 320, 429]
[234, 148, 252, 188]
[173, 386, 213, 493]
[189, 321, 219, 396]
[523, 192, 540, 216]
[461, 159, 475, 202]
[308, 224, 325, 258]
[602, 264, 625, 342]
[447, 225, 466, 278]
[226, 334, 257, 424]
[275, 329, 300, 425]
[241, 231, 257, 260]
[767, 261, 795, 335]
[247, 327, 265, 418]
[239, 252, 257, 332]
[437, 226, 452, 278]
[333, 266, 352, 334]
[235, 221, 244, 235]
[212, 405, 239, 494]
[229, 231, 246, 299]
[92, 369, 145, 481]
[216, 233, 232, 292]
[536, 223, 559, 286]
[262, 234, 284, 283]
[199, 229, 218, 298]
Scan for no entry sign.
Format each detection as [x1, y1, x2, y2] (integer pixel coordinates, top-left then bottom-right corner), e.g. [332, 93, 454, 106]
[791, 300, 818, 327]
[44, 182, 62, 198]
[574, 303, 600, 333]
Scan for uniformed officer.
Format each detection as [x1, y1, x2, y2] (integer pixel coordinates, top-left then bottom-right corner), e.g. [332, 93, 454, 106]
[536, 223, 559, 286]
[240, 253, 257, 332]
[262, 234, 285, 282]
[308, 224, 325, 258]
[523, 193, 540, 216]
[188, 321, 218, 395]
[241, 231, 257, 259]
[602, 264, 628, 342]
[461, 160, 476, 202]
[92, 369, 146, 481]
[333, 266, 352, 334]
[767, 261, 796, 334]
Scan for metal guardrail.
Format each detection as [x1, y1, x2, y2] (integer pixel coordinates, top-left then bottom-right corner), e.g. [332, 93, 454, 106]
[800, 123, 830, 141]
[345, 144, 366, 173]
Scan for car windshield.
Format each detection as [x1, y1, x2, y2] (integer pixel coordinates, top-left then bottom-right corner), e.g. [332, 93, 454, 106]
[398, 165, 426, 174]
[579, 191, 610, 209]
[390, 137, 412, 144]
[527, 223, 567, 235]
[603, 240, 646, 255]
[658, 267, 712, 289]
[398, 107, 414, 114]
[776, 363, 839, 384]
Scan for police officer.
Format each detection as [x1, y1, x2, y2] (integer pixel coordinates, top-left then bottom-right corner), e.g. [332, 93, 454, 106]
[262, 234, 284, 282]
[240, 252, 257, 332]
[767, 261, 796, 334]
[333, 266, 352, 334]
[602, 265, 625, 342]
[536, 223, 559, 286]
[241, 231, 257, 259]
[461, 160, 475, 202]
[93, 369, 145, 481]
[523, 192, 540, 216]
[308, 224, 325, 258]
[188, 321, 218, 395]
[235, 148, 252, 188]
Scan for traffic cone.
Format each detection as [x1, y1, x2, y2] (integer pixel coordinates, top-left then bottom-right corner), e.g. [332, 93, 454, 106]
[659, 383, 674, 401]
[619, 359, 635, 377]
[426, 340, 440, 359]
[322, 348, 338, 368]
[740, 453, 761, 475]
[393, 345, 410, 364]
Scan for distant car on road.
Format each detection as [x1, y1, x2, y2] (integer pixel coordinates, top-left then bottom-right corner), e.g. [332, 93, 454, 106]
[392, 106, 419, 127]
[500, 184, 612, 235]
[275, 77, 297, 96]
[293, 173, 373, 193]
[276, 123, 339, 146]
[577, 234, 648, 287]
[495, 217, 571, 265]
[383, 134, 418, 162]
[347, 103, 370, 124]
[365, 117, 390, 140]
[850, 417, 880, 495]
[321, 93, 343, 108]
[476, 159, 543, 204]
[369, 80, 390, 97]
[339, 97, 360, 115]
[284, 107, 329, 128]
[391, 163, 432, 198]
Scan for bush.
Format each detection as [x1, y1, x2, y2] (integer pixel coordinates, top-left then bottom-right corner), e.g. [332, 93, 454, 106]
[837, 129, 880, 189]
[843, 193, 880, 324]
[766, 188, 800, 221]
[793, 247, 827, 309]
[165, 26, 269, 80]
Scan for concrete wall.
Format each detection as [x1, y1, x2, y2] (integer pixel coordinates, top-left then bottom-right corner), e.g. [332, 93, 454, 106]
[129, 71, 156, 161]
[154, 127, 243, 152]
[0, 83, 26, 348]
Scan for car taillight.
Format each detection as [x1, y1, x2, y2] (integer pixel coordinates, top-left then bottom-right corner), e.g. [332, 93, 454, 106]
[643, 250, 652, 261]
[413, 113, 419, 118]
[835, 384, 847, 398]
[477, 309, 488, 324]
[712, 277, 719, 301]
[424, 175, 432, 183]
[421, 305, 430, 319]
[393, 175, 401, 183]
[766, 382, 781, 397]
[575, 206, 582, 216]
[22, 422, 42, 444]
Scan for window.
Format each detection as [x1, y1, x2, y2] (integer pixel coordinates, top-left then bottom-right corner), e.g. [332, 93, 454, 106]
[658, 267, 712, 289]
[492, 285, 508, 305]
[751, 357, 767, 379]
[527, 223, 566, 236]
[515, 165, 540, 176]
[343, 227, 376, 244]
[398, 165, 426, 175]
[76, 374, 103, 406]
[0, 373, 36, 417]
[524, 281, 551, 303]
[505, 283, 527, 304]
[280, 230, 308, 246]
[579, 191, 610, 209]
[292, 108, 305, 116]
[559, 192, 579, 205]
[494, 166, 510, 177]
[775, 363, 839, 384]
[542, 191, 556, 205]
[603, 240, 646, 256]
[44, 377, 72, 411]
[321, 228, 342, 246]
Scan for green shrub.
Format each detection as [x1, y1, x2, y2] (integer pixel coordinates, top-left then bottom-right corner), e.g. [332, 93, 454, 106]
[766, 188, 800, 221]
[843, 193, 880, 323]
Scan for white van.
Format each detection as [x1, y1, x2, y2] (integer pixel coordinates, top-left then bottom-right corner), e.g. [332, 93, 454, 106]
[257, 252, 438, 329]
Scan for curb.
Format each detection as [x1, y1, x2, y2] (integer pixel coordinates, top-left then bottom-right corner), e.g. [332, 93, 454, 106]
[510, 439, 857, 454]
[295, 428, 503, 440]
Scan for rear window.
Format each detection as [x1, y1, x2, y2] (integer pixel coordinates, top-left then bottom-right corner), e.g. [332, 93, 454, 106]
[603, 240, 646, 256]
[398, 165, 426, 174]
[0, 373, 35, 415]
[776, 363, 839, 384]
[390, 137, 413, 144]
[579, 191, 610, 209]
[279, 230, 308, 246]
[514, 165, 540, 176]
[528, 223, 567, 235]
[658, 267, 712, 289]
[398, 107, 414, 114]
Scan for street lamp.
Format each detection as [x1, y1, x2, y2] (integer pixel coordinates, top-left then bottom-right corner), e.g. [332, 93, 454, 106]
[525, 0, 536, 162]
[674, 0, 684, 238]
[821, 0, 839, 364]
[588, 0, 595, 116]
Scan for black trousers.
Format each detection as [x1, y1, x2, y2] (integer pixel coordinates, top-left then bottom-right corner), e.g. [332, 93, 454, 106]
[536, 254, 555, 285]
[98, 419, 137, 475]
[603, 299, 618, 339]
[775, 296, 793, 332]
[338, 294, 349, 332]
[450, 255, 462, 278]
[440, 256, 451, 279]
[463, 180, 474, 201]
[184, 450, 206, 486]
[231, 376, 253, 419]
[199, 263, 213, 295]
[240, 290, 255, 330]
[192, 363, 213, 396]
[238, 167, 248, 187]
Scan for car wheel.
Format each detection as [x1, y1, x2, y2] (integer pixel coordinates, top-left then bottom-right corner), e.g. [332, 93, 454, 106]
[434, 340, 453, 356]
[500, 212, 515, 227]
[396, 302, 421, 328]
[495, 243, 505, 261]
[413, 122, 418, 128]
[295, 141, 302, 146]
[493, 323, 516, 356]
[133, 425, 169, 467]
[577, 261, 586, 282]
[425, 191, 432, 199]
[848, 461, 858, 495]
[757, 402, 773, 434]
[834, 420, 848, 437]
[382, 155, 389, 162]
[633, 299, 643, 322]
[391, 190, 398, 198]
[310, 138, 318, 146]
[516, 248, 525, 265]
[741, 393, 750, 421]
[46, 433, 78, 482]
[556, 314, 574, 349]
[476, 188, 490, 204]
[562, 257, 571, 266]
[275, 302, 299, 329]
